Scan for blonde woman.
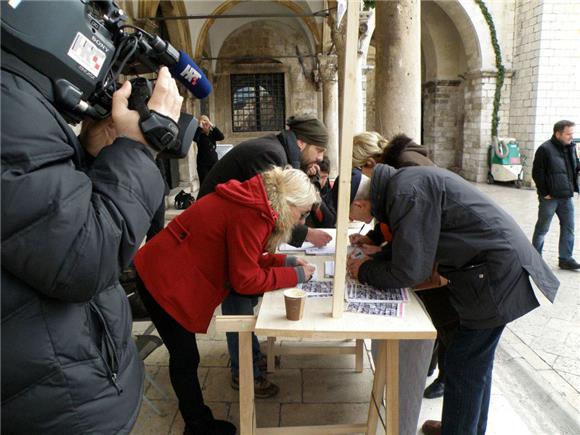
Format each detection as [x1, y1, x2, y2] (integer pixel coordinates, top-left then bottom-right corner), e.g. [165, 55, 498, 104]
[195, 114, 224, 184]
[135, 166, 319, 435]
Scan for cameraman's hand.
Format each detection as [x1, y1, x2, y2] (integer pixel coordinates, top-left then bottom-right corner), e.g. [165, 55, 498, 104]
[112, 67, 183, 150]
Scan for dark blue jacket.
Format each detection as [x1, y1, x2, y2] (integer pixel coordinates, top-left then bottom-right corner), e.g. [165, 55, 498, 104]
[359, 165, 559, 329]
[1, 62, 164, 433]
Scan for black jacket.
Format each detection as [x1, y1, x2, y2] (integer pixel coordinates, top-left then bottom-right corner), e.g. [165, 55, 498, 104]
[532, 136, 579, 198]
[359, 164, 559, 329]
[198, 130, 308, 245]
[1, 64, 164, 433]
[195, 125, 224, 168]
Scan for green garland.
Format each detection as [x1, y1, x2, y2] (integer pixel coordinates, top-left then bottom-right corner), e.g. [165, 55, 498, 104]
[475, 0, 505, 139]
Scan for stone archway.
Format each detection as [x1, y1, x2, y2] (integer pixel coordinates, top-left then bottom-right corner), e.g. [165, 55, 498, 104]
[194, 0, 322, 61]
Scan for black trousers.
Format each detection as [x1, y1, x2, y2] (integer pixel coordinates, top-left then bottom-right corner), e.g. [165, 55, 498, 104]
[137, 277, 214, 432]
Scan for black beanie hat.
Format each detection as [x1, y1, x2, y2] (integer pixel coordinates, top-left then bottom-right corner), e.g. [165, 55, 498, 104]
[331, 167, 363, 210]
[286, 115, 328, 148]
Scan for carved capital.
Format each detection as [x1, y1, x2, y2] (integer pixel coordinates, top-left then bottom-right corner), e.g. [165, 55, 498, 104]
[317, 54, 339, 82]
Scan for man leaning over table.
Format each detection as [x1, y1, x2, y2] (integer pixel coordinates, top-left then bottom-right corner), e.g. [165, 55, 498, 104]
[346, 164, 559, 435]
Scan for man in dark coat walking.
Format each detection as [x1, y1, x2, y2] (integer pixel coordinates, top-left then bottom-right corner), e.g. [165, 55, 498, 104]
[1, 47, 182, 435]
[346, 164, 559, 435]
[532, 120, 580, 270]
[198, 114, 331, 397]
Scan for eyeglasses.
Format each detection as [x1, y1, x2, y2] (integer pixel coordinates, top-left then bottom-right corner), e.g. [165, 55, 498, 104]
[299, 211, 311, 220]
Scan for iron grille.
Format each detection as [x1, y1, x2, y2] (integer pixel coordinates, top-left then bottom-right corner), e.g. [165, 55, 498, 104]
[230, 73, 285, 132]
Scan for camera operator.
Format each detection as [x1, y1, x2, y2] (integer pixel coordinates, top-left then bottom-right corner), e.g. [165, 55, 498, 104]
[1, 44, 182, 435]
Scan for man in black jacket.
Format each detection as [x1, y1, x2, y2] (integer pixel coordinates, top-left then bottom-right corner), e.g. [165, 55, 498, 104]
[1, 51, 182, 435]
[532, 120, 580, 270]
[198, 114, 331, 397]
[346, 164, 559, 435]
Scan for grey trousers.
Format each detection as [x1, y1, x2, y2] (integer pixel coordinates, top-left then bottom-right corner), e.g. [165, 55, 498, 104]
[371, 339, 434, 435]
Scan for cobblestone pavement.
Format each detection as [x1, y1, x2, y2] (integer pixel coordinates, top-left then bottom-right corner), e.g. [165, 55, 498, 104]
[132, 182, 580, 435]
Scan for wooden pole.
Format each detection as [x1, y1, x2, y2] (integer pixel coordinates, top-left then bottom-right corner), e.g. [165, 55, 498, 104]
[332, 0, 359, 318]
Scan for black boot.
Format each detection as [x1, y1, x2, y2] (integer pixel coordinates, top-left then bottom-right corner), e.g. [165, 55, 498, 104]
[423, 377, 445, 399]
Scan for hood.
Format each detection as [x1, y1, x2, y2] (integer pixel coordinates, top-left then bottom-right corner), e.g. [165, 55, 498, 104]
[277, 130, 302, 169]
[370, 164, 397, 223]
[215, 175, 277, 224]
[382, 134, 433, 168]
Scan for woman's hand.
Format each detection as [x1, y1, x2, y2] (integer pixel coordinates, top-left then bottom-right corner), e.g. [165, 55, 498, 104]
[301, 264, 316, 281]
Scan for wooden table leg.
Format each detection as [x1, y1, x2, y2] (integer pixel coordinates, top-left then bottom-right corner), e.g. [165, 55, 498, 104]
[366, 340, 387, 434]
[267, 337, 276, 373]
[385, 340, 400, 435]
[355, 339, 365, 372]
[239, 331, 256, 435]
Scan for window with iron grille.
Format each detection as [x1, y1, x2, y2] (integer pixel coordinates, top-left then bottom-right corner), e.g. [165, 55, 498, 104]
[230, 73, 285, 132]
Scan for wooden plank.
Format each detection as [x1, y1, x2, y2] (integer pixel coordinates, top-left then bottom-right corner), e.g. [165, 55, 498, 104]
[367, 341, 387, 434]
[332, 0, 361, 318]
[273, 344, 358, 355]
[239, 331, 256, 435]
[385, 340, 400, 435]
[255, 423, 367, 434]
[215, 315, 256, 333]
[355, 339, 365, 372]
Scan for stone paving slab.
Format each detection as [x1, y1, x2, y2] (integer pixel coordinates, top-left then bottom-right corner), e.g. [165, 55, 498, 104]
[281, 403, 368, 429]
[302, 368, 375, 403]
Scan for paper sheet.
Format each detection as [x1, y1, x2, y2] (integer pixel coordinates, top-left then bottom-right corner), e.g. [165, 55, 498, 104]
[346, 283, 408, 303]
[278, 241, 314, 252]
[324, 261, 335, 277]
[345, 302, 404, 317]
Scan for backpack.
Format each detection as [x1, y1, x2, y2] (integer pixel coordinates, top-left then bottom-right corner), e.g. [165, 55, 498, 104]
[174, 190, 195, 210]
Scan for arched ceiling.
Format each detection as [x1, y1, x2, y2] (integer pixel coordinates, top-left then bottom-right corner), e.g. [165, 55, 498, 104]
[189, 1, 325, 72]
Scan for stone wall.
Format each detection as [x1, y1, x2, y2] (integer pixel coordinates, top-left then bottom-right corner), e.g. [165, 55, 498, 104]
[422, 80, 464, 169]
[508, 0, 580, 184]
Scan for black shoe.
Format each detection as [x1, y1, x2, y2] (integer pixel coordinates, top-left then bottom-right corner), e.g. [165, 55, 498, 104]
[559, 258, 580, 270]
[184, 420, 236, 435]
[423, 378, 445, 399]
[231, 374, 279, 398]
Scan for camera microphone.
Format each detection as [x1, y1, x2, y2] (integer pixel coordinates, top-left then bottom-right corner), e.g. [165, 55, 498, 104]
[168, 50, 212, 100]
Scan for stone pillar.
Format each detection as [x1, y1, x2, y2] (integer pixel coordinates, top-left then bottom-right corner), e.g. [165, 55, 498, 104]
[374, 0, 421, 140]
[319, 54, 340, 178]
[355, 10, 375, 133]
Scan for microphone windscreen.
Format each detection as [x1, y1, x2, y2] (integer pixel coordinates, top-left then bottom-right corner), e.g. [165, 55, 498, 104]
[168, 51, 212, 99]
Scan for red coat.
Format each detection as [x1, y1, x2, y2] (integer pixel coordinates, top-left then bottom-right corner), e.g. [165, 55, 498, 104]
[135, 175, 298, 332]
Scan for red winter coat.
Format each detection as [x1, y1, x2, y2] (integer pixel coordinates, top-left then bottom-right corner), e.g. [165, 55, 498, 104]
[135, 175, 298, 332]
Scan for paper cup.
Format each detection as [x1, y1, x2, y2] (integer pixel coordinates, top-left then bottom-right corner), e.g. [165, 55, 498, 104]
[283, 288, 306, 321]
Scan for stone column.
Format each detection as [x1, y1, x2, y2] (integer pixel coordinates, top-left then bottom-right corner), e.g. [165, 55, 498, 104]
[319, 54, 340, 178]
[374, 0, 421, 140]
[355, 9, 375, 133]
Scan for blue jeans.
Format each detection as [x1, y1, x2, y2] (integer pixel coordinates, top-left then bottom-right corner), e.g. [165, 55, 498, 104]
[532, 196, 575, 261]
[221, 291, 263, 378]
[442, 325, 505, 435]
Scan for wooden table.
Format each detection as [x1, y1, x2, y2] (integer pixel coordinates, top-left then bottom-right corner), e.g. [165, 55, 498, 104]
[216, 289, 436, 434]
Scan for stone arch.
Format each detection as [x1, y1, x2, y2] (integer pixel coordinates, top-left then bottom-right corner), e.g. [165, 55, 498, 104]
[432, 0, 494, 72]
[212, 19, 319, 141]
[194, 0, 322, 61]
